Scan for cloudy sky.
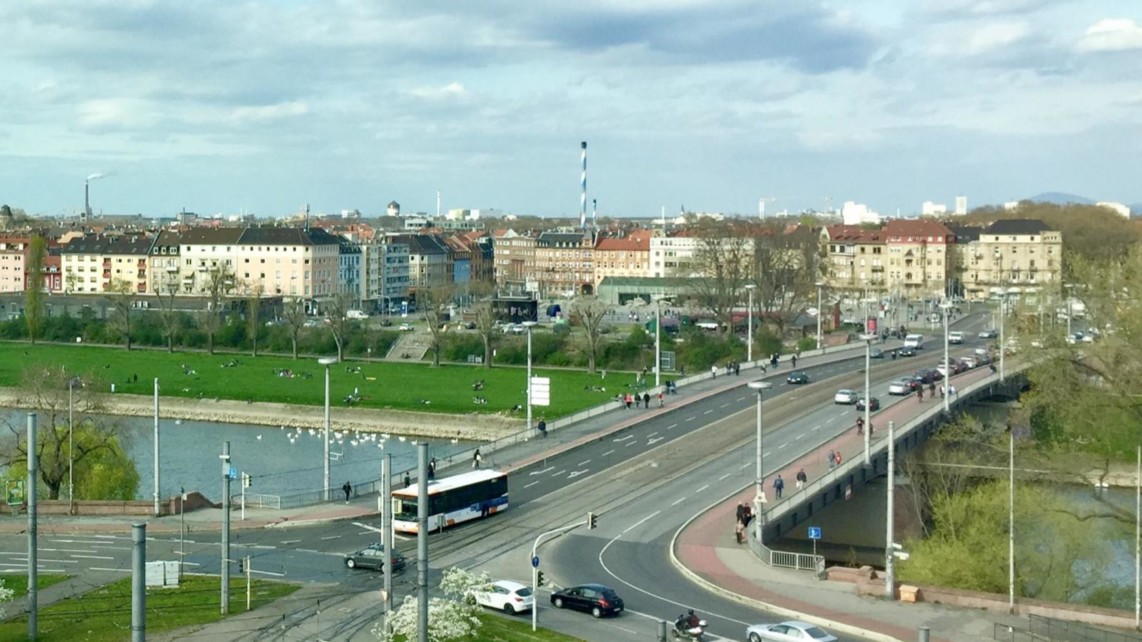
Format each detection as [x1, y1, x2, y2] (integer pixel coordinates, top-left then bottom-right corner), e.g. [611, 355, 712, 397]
[1, 0, 1139, 219]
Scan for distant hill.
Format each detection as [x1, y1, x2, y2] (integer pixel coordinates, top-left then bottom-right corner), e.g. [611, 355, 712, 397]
[1130, 203, 1142, 216]
[1025, 192, 1094, 206]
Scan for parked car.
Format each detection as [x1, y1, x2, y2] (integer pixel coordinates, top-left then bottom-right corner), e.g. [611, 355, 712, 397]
[888, 378, 916, 395]
[833, 389, 859, 405]
[896, 346, 917, 357]
[978, 329, 998, 339]
[549, 583, 624, 618]
[855, 395, 880, 412]
[786, 371, 810, 385]
[398, 322, 415, 332]
[746, 620, 838, 642]
[344, 543, 406, 573]
[473, 579, 534, 614]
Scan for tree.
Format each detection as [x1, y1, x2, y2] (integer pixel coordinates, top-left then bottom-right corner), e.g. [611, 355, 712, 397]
[473, 299, 499, 368]
[105, 279, 137, 350]
[245, 283, 265, 357]
[571, 296, 609, 373]
[199, 264, 235, 355]
[752, 223, 822, 335]
[24, 235, 47, 344]
[282, 297, 307, 359]
[419, 285, 455, 367]
[687, 218, 753, 331]
[374, 566, 490, 642]
[154, 275, 184, 353]
[0, 366, 139, 501]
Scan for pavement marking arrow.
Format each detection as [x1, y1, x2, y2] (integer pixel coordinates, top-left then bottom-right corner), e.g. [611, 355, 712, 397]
[567, 470, 589, 479]
[647, 437, 663, 446]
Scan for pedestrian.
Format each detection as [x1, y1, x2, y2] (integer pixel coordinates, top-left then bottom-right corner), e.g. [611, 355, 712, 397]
[950, 385, 958, 398]
[711, 365, 717, 379]
[856, 416, 864, 436]
[472, 448, 482, 469]
[791, 355, 797, 368]
[537, 418, 547, 438]
[342, 481, 352, 503]
[917, 387, 924, 403]
[403, 472, 411, 488]
[428, 458, 437, 480]
[635, 394, 642, 409]
[625, 393, 633, 409]
[773, 474, 785, 499]
[642, 392, 650, 409]
[657, 391, 665, 407]
[795, 468, 807, 491]
[939, 384, 946, 399]
[834, 451, 843, 466]
[726, 363, 732, 376]
[734, 362, 740, 376]
[735, 502, 746, 525]
[827, 449, 836, 470]
[741, 503, 752, 527]
[929, 381, 936, 398]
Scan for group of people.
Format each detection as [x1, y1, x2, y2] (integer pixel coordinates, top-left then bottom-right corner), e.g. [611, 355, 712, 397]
[826, 449, 843, 469]
[734, 501, 755, 543]
[855, 416, 873, 436]
[621, 392, 653, 409]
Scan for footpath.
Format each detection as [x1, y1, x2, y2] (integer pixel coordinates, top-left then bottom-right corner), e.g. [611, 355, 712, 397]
[1, 338, 1020, 641]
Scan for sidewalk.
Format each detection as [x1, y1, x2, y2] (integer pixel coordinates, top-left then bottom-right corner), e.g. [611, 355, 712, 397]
[6, 338, 998, 641]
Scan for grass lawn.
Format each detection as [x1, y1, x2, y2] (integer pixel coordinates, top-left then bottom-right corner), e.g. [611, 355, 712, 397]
[0, 573, 70, 594]
[0, 574, 299, 641]
[463, 613, 584, 641]
[0, 342, 658, 419]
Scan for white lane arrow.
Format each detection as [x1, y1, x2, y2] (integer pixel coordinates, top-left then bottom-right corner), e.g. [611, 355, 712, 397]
[567, 470, 589, 479]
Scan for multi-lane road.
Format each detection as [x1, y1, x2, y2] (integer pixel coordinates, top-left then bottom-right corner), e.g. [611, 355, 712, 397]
[1, 315, 996, 640]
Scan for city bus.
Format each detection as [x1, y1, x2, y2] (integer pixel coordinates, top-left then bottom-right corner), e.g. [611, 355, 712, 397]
[391, 469, 508, 534]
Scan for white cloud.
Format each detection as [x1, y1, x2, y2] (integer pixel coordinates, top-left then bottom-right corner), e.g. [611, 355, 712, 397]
[229, 101, 310, 123]
[406, 82, 467, 101]
[1076, 18, 1142, 53]
[966, 21, 1032, 54]
[924, 21, 1032, 57]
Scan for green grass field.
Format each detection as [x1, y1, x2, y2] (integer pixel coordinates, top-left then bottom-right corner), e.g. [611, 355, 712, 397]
[0, 575, 299, 641]
[0, 342, 659, 419]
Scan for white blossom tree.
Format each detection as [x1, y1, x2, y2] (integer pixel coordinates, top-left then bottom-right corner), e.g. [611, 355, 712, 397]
[374, 567, 493, 642]
[0, 578, 13, 603]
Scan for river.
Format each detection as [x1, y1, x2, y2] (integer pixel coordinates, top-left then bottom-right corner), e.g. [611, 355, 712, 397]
[2, 410, 476, 502]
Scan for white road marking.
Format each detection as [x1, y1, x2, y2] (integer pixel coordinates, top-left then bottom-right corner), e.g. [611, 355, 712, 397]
[625, 441, 637, 447]
[666, 423, 677, 430]
[529, 467, 554, 476]
[813, 424, 821, 431]
[251, 569, 286, 577]
[646, 432, 658, 439]
[602, 449, 615, 456]
[685, 416, 696, 422]
[90, 567, 131, 573]
[70, 554, 114, 560]
[280, 539, 301, 545]
[320, 535, 341, 540]
[613, 435, 634, 443]
[739, 462, 750, 469]
[719, 473, 732, 481]
[552, 469, 567, 476]
[719, 403, 729, 408]
[621, 511, 660, 535]
[696, 484, 709, 494]
[577, 459, 592, 466]
[525, 481, 539, 489]
[647, 437, 663, 446]
[794, 433, 804, 440]
[671, 497, 686, 506]
[251, 545, 275, 550]
[778, 442, 788, 449]
[567, 470, 589, 479]
[703, 409, 713, 415]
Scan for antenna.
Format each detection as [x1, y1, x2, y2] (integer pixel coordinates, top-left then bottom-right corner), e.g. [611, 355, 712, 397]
[436, 191, 441, 218]
[580, 141, 587, 230]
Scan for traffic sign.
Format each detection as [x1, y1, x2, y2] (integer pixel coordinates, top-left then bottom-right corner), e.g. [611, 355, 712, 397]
[530, 377, 551, 407]
[531, 556, 540, 568]
[6, 480, 25, 506]
[228, 467, 238, 480]
[807, 526, 822, 540]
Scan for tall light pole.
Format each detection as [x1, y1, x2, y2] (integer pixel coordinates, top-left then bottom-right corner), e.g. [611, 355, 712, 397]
[745, 284, 756, 363]
[68, 378, 77, 511]
[524, 320, 538, 433]
[885, 420, 896, 600]
[1009, 427, 1015, 613]
[319, 356, 338, 501]
[747, 380, 772, 545]
[860, 333, 875, 464]
[941, 301, 953, 413]
[815, 281, 825, 352]
[654, 296, 671, 387]
[153, 377, 161, 516]
[995, 248, 1006, 382]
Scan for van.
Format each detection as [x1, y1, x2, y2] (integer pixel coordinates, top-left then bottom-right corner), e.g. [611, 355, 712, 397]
[948, 331, 964, 344]
[346, 310, 368, 320]
[904, 334, 924, 349]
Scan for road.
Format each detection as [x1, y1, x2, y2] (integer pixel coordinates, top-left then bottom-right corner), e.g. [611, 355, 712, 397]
[1, 315, 996, 640]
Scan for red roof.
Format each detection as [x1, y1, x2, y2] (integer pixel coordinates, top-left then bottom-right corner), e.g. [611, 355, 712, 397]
[882, 219, 954, 243]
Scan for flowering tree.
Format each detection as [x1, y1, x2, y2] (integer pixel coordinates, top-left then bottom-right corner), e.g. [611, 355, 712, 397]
[0, 578, 13, 603]
[374, 567, 493, 642]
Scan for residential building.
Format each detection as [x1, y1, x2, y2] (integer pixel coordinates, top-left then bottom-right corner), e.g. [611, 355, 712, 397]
[336, 235, 362, 301]
[359, 238, 410, 312]
[60, 233, 154, 294]
[961, 219, 1062, 300]
[0, 236, 30, 293]
[819, 225, 888, 296]
[533, 231, 594, 297]
[147, 230, 182, 296]
[492, 229, 535, 291]
[389, 233, 452, 291]
[593, 230, 653, 289]
[883, 219, 955, 300]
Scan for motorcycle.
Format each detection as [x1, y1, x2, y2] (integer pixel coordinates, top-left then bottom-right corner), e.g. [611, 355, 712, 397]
[672, 615, 707, 640]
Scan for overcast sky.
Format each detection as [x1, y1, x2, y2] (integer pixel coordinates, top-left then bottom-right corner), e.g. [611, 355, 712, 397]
[2, 1, 1139, 219]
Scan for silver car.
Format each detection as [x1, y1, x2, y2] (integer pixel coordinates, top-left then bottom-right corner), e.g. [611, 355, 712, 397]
[833, 389, 859, 405]
[746, 620, 837, 642]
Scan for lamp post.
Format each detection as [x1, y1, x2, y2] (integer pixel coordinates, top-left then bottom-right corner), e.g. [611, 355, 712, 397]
[815, 281, 825, 352]
[744, 284, 756, 363]
[654, 296, 671, 388]
[994, 249, 1006, 382]
[68, 377, 77, 510]
[747, 380, 772, 545]
[524, 320, 538, 434]
[859, 333, 876, 465]
[941, 301, 953, 413]
[319, 356, 338, 501]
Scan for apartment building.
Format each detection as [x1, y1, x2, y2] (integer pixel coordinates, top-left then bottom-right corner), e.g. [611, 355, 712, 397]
[533, 231, 594, 297]
[60, 233, 154, 294]
[960, 219, 1062, 300]
[359, 239, 410, 312]
[593, 230, 652, 290]
[177, 227, 340, 300]
[389, 233, 453, 290]
[148, 229, 182, 296]
[0, 236, 30, 293]
[883, 219, 955, 300]
[492, 229, 535, 290]
[819, 225, 888, 296]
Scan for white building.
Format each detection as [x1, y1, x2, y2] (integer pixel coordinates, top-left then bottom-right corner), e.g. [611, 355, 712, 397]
[921, 201, 947, 216]
[955, 196, 968, 216]
[1096, 201, 1131, 218]
[841, 201, 882, 226]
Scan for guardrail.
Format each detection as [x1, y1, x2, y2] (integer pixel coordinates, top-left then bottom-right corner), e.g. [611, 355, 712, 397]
[241, 493, 281, 509]
[1028, 614, 1142, 642]
[992, 622, 1051, 642]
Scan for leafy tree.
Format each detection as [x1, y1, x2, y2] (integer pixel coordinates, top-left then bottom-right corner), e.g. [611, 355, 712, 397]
[24, 235, 47, 344]
[687, 218, 753, 331]
[473, 299, 499, 368]
[419, 285, 455, 367]
[570, 296, 608, 373]
[153, 273, 184, 353]
[105, 279, 137, 350]
[374, 566, 490, 642]
[752, 223, 821, 335]
[0, 366, 139, 501]
[964, 202, 1140, 265]
[282, 297, 307, 359]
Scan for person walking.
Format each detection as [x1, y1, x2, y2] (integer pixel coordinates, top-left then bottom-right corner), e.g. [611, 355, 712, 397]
[657, 391, 665, 407]
[427, 458, 437, 480]
[711, 365, 717, 379]
[856, 416, 865, 436]
[403, 472, 411, 488]
[834, 451, 843, 466]
[635, 393, 642, 409]
[928, 381, 937, 399]
[537, 418, 547, 438]
[917, 387, 924, 403]
[791, 354, 798, 368]
[642, 392, 651, 409]
[827, 450, 836, 470]
[795, 468, 807, 491]
[624, 393, 633, 409]
[773, 474, 785, 499]
[342, 481, 352, 503]
[472, 448, 482, 469]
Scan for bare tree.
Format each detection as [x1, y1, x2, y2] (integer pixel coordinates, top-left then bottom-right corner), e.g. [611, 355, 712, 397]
[105, 279, 137, 350]
[24, 235, 47, 344]
[753, 224, 822, 335]
[419, 285, 456, 367]
[687, 219, 753, 331]
[154, 276, 184, 353]
[282, 297, 307, 359]
[473, 300, 499, 368]
[322, 292, 355, 362]
[245, 283, 265, 357]
[571, 296, 609, 373]
[199, 264, 235, 355]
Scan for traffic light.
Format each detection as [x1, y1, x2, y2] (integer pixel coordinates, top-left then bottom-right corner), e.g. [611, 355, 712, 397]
[536, 570, 545, 587]
[588, 512, 597, 529]
[238, 557, 244, 574]
[242, 473, 252, 488]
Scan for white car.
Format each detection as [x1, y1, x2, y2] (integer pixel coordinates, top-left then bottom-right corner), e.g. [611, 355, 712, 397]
[398, 323, 415, 332]
[747, 620, 837, 642]
[887, 378, 914, 395]
[472, 579, 534, 614]
[948, 331, 964, 344]
[833, 389, 859, 405]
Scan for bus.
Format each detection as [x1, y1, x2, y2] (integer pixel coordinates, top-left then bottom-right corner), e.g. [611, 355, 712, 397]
[391, 469, 508, 534]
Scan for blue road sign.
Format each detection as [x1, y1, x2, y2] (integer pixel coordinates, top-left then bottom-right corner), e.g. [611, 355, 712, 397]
[228, 467, 238, 480]
[808, 526, 822, 540]
[531, 556, 540, 568]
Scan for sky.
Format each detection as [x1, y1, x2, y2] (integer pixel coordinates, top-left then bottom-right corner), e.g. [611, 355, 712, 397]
[1, 0, 1140, 219]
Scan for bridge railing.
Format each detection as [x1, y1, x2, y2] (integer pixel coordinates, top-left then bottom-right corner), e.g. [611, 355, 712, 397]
[1028, 614, 1142, 642]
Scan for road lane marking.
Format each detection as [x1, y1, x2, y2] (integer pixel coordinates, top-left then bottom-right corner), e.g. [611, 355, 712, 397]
[90, 568, 130, 573]
[647, 437, 663, 446]
[703, 409, 713, 415]
[696, 484, 709, 494]
[320, 535, 341, 540]
[613, 435, 633, 443]
[719, 403, 729, 408]
[577, 459, 592, 466]
[251, 569, 286, 577]
[718, 473, 732, 481]
[602, 449, 615, 456]
[813, 424, 821, 431]
[280, 539, 301, 545]
[646, 432, 658, 439]
[794, 433, 804, 440]
[567, 470, 589, 479]
[525, 481, 539, 489]
[621, 510, 660, 535]
[70, 554, 114, 560]
[552, 469, 567, 476]
[666, 423, 677, 430]
[685, 416, 696, 422]
[529, 467, 554, 476]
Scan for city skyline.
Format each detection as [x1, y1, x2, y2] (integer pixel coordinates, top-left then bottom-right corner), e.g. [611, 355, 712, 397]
[2, 1, 1140, 219]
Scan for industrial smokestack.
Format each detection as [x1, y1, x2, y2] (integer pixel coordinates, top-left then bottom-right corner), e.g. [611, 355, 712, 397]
[580, 141, 587, 230]
[84, 180, 90, 219]
[592, 198, 597, 231]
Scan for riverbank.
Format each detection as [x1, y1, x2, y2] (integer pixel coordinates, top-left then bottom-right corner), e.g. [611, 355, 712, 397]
[0, 388, 523, 442]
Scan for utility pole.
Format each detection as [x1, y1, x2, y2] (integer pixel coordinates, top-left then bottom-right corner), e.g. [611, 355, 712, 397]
[154, 378, 161, 516]
[132, 523, 146, 642]
[27, 413, 38, 642]
[417, 443, 428, 642]
[221, 441, 231, 615]
[885, 421, 895, 600]
[382, 453, 393, 633]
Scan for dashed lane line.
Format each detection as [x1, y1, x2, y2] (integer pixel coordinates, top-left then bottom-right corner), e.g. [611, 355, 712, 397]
[602, 449, 615, 456]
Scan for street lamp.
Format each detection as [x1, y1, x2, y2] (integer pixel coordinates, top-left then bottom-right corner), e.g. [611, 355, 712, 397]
[941, 301, 953, 413]
[859, 333, 876, 465]
[744, 284, 756, 363]
[524, 320, 538, 434]
[994, 248, 1006, 382]
[747, 380, 772, 545]
[318, 356, 338, 501]
[815, 281, 825, 352]
[67, 376, 80, 513]
[654, 296, 671, 388]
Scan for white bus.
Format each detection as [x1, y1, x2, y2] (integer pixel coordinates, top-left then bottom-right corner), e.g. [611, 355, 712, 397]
[904, 334, 925, 349]
[392, 469, 508, 534]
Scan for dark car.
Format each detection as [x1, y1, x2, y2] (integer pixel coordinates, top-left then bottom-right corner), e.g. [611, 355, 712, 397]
[913, 369, 937, 384]
[786, 371, 810, 385]
[344, 543, 406, 573]
[856, 396, 880, 412]
[869, 348, 885, 359]
[896, 346, 917, 357]
[550, 583, 624, 618]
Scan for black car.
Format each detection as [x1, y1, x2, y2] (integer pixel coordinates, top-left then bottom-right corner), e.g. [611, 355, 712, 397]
[550, 583, 624, 618]
[913, 369, 937, 384]
[856, 396, 881, 412]
[869, 348, 886, 359]
[344, 543, 406, 573]
[896, 346, 917, 357]
[786, 371, 810, 385]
